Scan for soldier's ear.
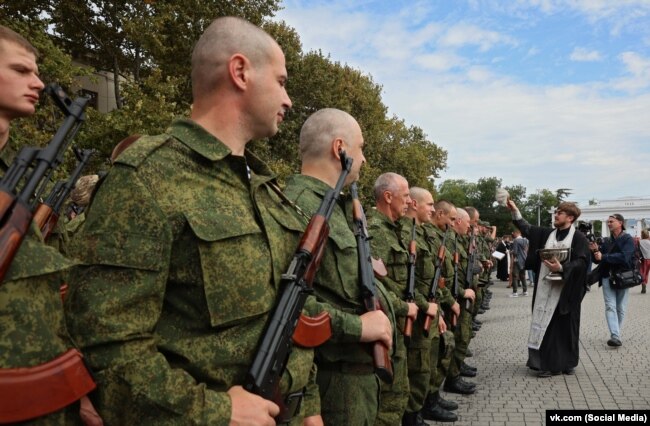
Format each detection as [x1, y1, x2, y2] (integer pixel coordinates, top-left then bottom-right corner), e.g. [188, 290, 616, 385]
[331, 137, 344, 159]
[229, 53, 251, 91]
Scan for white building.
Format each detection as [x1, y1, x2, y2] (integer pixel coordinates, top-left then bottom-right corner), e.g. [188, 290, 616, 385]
[578, 197, 650, 238]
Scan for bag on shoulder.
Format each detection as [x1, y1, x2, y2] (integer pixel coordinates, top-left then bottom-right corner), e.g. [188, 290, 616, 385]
[611, 242, 643, 289]
[611, 269, 643, 289]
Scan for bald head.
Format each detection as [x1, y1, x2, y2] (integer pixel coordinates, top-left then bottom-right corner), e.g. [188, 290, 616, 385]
[434, 200, 455, 215]
[191, 16, 277, 98]
[409, 187, 431, 204]
[300, 108, 359, 161]
[374, 172, 405, 202]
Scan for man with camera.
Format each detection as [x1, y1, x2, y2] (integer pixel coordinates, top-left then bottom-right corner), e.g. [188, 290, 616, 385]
[590, 214, 636, 347]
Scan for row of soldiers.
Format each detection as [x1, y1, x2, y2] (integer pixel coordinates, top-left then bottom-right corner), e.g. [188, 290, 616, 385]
[0, 17, 498, 426]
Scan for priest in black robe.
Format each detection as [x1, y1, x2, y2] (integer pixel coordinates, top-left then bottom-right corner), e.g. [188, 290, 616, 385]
[507, 200, 589, 377]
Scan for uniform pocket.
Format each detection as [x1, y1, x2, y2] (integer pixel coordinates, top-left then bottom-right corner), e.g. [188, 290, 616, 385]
[184, 208, 275, 328]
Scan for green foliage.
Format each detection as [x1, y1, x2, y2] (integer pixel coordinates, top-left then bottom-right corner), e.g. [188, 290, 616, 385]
[2, 4, 448, 206]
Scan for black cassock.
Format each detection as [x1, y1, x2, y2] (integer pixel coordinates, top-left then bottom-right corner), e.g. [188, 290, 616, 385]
[514, 219, 589, 372]
[495, 241, 509, 281]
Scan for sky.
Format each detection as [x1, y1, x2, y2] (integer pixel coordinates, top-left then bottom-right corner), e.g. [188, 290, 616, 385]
[275, 0, 650, 206]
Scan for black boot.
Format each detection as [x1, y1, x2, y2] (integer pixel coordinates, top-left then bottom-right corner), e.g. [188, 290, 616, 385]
[421, 402, 458, 422]
[435, 391, 458, 411]
[462, 361, 477, 372]
[401, 411, 427, 426]
[642, 284, 647, 294]
[460, 363, 477, 377]
[444, 376, 476, 394]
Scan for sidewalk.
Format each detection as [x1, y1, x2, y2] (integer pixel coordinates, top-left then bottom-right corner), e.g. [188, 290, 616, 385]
[427, 281, 650, 425]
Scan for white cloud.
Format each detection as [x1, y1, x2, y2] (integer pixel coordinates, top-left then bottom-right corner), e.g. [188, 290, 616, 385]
[569, 47, 603, 62]
[275, 1, 650, 204]
[611, 52, 650, 92]
[439, 23, 518, 52]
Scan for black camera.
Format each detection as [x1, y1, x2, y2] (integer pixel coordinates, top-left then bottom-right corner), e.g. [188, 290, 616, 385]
[577, 221, 599, 244]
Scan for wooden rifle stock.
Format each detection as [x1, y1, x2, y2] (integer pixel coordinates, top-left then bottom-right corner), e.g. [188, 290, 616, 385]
[0, 200, 32, 283]
[245, 152, 352, 422]
[350, 184, 393, 384]
[0, 349, 96, 424]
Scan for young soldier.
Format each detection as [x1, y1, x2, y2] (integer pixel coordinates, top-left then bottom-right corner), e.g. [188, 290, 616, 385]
[283, 108, 394, 425]
[421, 200, 461, 422]
[0, 25, 101, 425]
[66, 17, 321, 425]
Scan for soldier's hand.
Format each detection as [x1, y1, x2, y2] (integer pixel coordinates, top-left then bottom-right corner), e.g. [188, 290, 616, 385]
[426, 302, 438, 317]
[464, 288, 476, 302]
[360, 310, 393, 350]
[406, 302, 418, 320]
[437, 314, 447, 334]
[506, 199, 517, 211]
[303, 415, 324, 426]
[79, 396, 103, 426]
[228, 386, 279, 426]
[450, 301, 460, 318]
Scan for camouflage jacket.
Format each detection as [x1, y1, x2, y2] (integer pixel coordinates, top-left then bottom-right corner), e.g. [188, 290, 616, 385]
[366, 210, 416, 319]
[398, 217, 434, 313]
[284, 175, 397, 365]
[0, 232, 77, 368]
[66, 119, 317, 425]
[422, 223, 456, 309]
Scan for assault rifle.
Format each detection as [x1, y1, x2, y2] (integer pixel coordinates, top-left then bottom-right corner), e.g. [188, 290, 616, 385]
[464, 228, 478, 310]
[423, 225, 449, 336]
[0, 85, 89, 282]
[244, 151, 352, 423]
[403, 218, 417, 346]
[33, 147, 94, 240]
[350, 182, 393, 384]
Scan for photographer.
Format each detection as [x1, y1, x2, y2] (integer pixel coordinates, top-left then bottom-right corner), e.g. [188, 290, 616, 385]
[590, 214, 635, 347]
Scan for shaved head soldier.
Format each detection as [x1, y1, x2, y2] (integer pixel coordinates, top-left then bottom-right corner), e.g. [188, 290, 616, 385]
[66, 17, 321, 426]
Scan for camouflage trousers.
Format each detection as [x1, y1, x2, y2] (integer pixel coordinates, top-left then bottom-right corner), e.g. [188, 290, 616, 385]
[317, 366, 379, 426]
[448, 309, 473, 378]
[375, 319, 409, 426]
[405, 313, 434, 413]
[430, 330, 455, 391]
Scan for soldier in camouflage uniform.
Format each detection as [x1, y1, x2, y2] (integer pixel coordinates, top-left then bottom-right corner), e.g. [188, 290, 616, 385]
[398, 187, 443, 425]
[65, 17, 321, 426]
[365, 173, 420, 426]
[283, 108, 395, 425]
[0, 26, 101, 425]
[443, 208, 478, 395]
[420, 200, 461, 422]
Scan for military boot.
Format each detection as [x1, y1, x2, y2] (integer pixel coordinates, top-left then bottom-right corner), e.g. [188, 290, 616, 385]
[421, 399, 458, 422]
[460, 363, 477, 377]
[444, 376, 475, 395]
[401, 411, 427, 426]
[424, 391, 458, 411]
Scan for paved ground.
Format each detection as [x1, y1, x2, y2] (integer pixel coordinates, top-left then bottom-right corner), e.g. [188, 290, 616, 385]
[427, 280, 650, 425]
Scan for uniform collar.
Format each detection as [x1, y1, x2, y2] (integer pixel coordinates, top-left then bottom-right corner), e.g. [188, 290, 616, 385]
[168, 118, 274, 177]
[285, 174, 332, 197]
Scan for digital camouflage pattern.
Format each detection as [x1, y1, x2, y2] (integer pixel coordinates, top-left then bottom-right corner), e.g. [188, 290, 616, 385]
[366, 209, 410, 426]
[422, 223, 457, 393]
[398, 217, 435, 414]
[65, 119, 317, 425]
[0, 227, 81, 425]
[448, 233, 474, 379]
[284, 174, 394, 426]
